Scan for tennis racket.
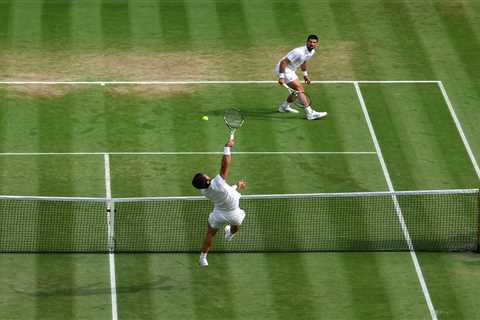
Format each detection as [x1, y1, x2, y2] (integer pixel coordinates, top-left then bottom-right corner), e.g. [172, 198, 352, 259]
[282, 83, 311, 108]
[224, 108, 245, 139]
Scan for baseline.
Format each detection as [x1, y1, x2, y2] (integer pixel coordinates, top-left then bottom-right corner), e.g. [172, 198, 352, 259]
[0, 151, 375, 155]
[0, 80, 440, 85]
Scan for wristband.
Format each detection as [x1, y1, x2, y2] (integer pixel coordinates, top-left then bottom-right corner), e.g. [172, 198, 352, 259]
[279, 73, 285, 79]
[224, 147, 231, 155]
[232, 185, 238, 190]
[303, 71, 308, 77]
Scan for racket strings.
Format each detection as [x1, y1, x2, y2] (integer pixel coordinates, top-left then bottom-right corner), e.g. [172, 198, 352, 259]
[224, 109, 244, 129]
[292, 92, 311, 108]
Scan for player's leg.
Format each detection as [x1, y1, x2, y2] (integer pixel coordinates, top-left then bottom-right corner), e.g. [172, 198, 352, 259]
[199, 211, 223, 267]
[199, 225, 217, 267]
[224, 209, 245, 241]
[224, 224, 240, 241]
[289, 80, 328, 120]
[201, 225, 218, 253]
[278, 70, 300, 113]
[288, 79, 308, 105]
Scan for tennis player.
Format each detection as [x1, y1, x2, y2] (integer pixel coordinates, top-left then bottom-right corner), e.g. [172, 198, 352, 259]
[192, 138, 247, 267]
[274, 34, 328, 120]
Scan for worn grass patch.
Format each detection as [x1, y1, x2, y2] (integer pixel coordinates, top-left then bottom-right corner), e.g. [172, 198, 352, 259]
[0, 41, 355, 97]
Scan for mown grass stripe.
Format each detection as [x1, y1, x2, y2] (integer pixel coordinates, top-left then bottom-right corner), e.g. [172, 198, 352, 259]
[128, 1, 159, 48]
[215, 0, 252, 49]
[71, 0, 102, 50]
[381, 1, 435, 80]
[329, 5, 399, 314]
[101, 0, 131, 49]
[158, 0, 191, 49]
[0, 0, 13, 49]
[434, 1, 480, 101]
[11, 0, 42, 50]
[41, 0, 71, 50]
[356, 82, 437, 320]
[35, 96, 75, 317]
[271, 0, 308, 42]
[438, 81, 480, 181]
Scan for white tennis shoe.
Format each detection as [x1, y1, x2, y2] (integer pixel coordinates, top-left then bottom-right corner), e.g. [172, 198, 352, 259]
[306, 111, 328, 120]
[278, 102, 299, 113]
[224, 225, 235, 241]
[198, 253, 208, 267]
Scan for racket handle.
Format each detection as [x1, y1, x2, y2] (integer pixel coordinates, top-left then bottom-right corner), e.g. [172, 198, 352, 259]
[230, 131, 235, 140]
[282, 83, 296, 95]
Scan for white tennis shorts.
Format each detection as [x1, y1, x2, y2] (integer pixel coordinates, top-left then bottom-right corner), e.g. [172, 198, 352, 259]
[274, 66, 298, 83]
[208, 208, 246, 230]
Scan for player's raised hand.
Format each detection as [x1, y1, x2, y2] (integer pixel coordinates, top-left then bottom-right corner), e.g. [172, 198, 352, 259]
[225, 138, 235, 148]
[236, 180, 247, 190]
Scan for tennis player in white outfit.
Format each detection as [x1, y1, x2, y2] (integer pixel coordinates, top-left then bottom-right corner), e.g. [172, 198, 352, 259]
[192, 138, 247, 267]
[274, 34, 327, 120]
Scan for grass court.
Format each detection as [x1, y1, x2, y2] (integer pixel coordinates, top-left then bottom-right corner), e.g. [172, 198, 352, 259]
[0, 1, 479, 319]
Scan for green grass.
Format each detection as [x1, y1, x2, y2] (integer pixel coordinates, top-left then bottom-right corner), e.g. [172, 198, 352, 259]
[0, 254, 112, 319]
[114, 253, 432, 320]
[0, 0, 479, 319]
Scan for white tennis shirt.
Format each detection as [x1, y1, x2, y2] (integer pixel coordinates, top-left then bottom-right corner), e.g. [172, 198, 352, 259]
[201, 175, 240, 212]
[275, 45, 316, 72]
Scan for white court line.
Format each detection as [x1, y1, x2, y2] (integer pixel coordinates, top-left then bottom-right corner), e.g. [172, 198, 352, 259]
[0, 151, 375, 155]
[354, 82, 437, 320]
[437, 81, 480, 180]
[0, 80, 440, 85]
[104, 153, 118, 320]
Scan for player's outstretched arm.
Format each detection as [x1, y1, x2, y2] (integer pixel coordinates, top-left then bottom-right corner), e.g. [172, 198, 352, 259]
[220, 138, 234, 180]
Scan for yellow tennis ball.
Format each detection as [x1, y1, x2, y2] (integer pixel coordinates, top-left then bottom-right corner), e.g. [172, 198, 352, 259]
[201, 115, 209, 121]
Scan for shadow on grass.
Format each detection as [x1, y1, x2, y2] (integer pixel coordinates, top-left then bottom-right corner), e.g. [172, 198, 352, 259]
[211, 109, 306, 121]
[10, 276, 175, 298]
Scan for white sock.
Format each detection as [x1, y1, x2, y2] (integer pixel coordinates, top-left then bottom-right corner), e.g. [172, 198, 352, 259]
[305, 106, 313, 114]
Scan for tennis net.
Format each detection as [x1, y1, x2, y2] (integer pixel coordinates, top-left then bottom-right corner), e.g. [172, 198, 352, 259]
[0, 189, 478, 253]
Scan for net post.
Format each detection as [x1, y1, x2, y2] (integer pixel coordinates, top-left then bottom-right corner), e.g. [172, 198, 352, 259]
[477, 188, 480, 253]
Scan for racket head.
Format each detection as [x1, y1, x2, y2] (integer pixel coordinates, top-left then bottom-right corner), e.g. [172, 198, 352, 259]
[292, 91, 311, 108]
[282, 83, 310, 108]
[224, 108, 245, 130]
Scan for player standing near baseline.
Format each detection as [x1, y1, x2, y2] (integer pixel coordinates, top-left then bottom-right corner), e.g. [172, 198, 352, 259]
[274, 34, 328, 120]
[192, 138, 247, 267]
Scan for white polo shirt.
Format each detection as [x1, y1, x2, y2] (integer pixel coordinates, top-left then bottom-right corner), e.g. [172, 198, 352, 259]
[201, 175, 240, 212]
[275, 45, 316, 72]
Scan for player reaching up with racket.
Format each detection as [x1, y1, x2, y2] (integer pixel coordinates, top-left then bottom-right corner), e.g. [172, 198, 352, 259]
[274, 34, 327, 120]
[192, 137, 247, 267]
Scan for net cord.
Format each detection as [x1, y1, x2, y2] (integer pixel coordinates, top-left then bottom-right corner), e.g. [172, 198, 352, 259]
[0, 195, 106, 201]
[0, 188, 477, 203]
[111, 188, 479, 202]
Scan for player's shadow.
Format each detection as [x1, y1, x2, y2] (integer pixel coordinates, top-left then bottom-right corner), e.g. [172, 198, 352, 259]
[11, 276, 175, 297]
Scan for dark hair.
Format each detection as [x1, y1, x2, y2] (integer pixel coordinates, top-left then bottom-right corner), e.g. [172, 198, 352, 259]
[192, 173, 209, 189]
[307, 34, 319, 41]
